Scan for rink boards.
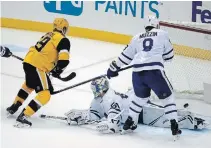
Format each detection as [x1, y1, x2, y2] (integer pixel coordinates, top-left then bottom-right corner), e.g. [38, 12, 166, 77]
[1, 1, 211, 60]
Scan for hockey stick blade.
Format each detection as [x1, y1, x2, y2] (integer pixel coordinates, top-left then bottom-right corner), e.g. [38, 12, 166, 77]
[10, 53, 76, 82]
[57, 72, 76, 82]
[40, 114, 67, 121]
[40, 114, 100, 125]
[40, 114, 46, 118]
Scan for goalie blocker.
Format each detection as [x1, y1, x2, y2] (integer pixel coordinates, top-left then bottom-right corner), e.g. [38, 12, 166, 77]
[65, 77, 209, 134]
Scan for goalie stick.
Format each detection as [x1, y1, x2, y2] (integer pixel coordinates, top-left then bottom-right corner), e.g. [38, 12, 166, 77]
[39, 110, 125, 125]
[39, 114, 100, 124]
[10, 53, 76, 82]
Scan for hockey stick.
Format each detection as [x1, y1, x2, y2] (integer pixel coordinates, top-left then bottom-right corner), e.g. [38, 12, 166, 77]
[51, 65, 133, 95]
[10, 53, 76, 82]
[40, 109, 125, 124]
[40, 114, 67, 121]
[11, 54, 24, 61]
[39, 114, 100, 124]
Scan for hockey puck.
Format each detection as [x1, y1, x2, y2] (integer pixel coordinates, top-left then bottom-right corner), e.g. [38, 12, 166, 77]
[183, 103, 189, 108]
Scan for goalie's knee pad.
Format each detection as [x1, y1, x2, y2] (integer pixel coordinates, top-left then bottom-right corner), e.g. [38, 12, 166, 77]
[35, 90, 51, 106]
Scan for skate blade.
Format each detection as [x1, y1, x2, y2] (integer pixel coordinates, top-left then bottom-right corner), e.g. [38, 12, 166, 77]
[6, 111, 15, 118]
[13, 121, 31, 128]
[173, 135, 180, 141]
[6, 112, 13, 118]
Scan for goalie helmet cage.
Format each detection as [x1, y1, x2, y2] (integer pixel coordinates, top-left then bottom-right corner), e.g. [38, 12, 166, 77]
[152, 21, 211, 100]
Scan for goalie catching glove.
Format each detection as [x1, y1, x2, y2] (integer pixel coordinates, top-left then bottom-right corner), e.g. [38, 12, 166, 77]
[64, 109, 121, 133]
[0, 46, 12, 57]
[64, 109, 90, 125]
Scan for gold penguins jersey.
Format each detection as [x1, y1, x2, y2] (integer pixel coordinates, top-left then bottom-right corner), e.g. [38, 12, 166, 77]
[24, 31, 70, 72]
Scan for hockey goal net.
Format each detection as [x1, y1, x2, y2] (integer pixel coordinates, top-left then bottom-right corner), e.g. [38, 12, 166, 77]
[158, 21, 211, 99]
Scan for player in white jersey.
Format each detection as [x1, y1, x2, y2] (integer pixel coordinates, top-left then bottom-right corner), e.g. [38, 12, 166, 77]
[106, 16, 181, 138]
[65, 77, 208, 134]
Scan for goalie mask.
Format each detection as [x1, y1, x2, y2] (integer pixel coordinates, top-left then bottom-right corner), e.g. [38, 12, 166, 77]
[91, 77, 109, 98]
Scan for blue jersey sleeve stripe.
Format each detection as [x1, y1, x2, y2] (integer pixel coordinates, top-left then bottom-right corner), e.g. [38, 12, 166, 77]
[118, 57, 129, 65]
[90, 111, 101, 119]
[108, 111, 119, 115]
[121, 52, 133, 61]
[164, 56, 174, 61]
[163, 49, 173, 56]
[90, 109, 99, 114]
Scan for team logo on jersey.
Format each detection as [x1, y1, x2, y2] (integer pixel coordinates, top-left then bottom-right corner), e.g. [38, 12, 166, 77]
[44, 1, 83, 16]
[111, 102, 120, 110]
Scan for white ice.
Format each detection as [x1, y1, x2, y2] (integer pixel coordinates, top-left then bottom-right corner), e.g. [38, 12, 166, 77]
[1, 28, 211, 148]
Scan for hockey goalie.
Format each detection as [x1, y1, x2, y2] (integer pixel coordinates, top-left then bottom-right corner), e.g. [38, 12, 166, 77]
[65, 77, 209, 134]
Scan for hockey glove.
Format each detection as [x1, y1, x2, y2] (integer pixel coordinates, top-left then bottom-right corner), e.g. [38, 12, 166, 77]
[0, 46, 12, 57]
[65, 109, 89, 125]
[50, 66, 63, 78]
[107, 61, 120, 79]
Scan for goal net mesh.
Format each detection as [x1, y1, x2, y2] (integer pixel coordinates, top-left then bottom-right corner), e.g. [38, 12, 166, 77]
[156, 21, 211, 99]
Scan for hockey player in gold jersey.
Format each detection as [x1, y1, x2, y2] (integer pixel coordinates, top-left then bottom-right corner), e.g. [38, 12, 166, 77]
[5, 18, 71, 127]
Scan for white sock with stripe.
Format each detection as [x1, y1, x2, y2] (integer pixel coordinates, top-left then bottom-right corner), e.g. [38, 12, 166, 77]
[162, 94, 178, 122]
[129, 94, 149, 124]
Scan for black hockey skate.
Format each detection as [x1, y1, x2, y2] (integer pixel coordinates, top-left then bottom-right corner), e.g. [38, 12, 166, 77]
[121, 116, 137, 134]
[6, 101, 22, 116]
[170, 119, 182, 141]
[14, 111, 32, 128]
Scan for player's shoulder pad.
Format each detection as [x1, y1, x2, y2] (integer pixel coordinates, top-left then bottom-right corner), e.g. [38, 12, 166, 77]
[57, 37, 71, 52]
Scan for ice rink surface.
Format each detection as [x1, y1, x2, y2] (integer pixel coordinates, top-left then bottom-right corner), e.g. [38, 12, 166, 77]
[1, 28, 211, 148]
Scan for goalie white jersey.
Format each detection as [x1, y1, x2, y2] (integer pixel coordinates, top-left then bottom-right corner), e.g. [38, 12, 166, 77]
[116, 28, 174, 72]
[88, 88, 208, 130]
[89, 88, 130, 123]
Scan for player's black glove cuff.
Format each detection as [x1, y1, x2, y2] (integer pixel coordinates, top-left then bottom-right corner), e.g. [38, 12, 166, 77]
[1, 46, 12, 57]
[50, 66, 63, 78]
[50, 60, 69, 78]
